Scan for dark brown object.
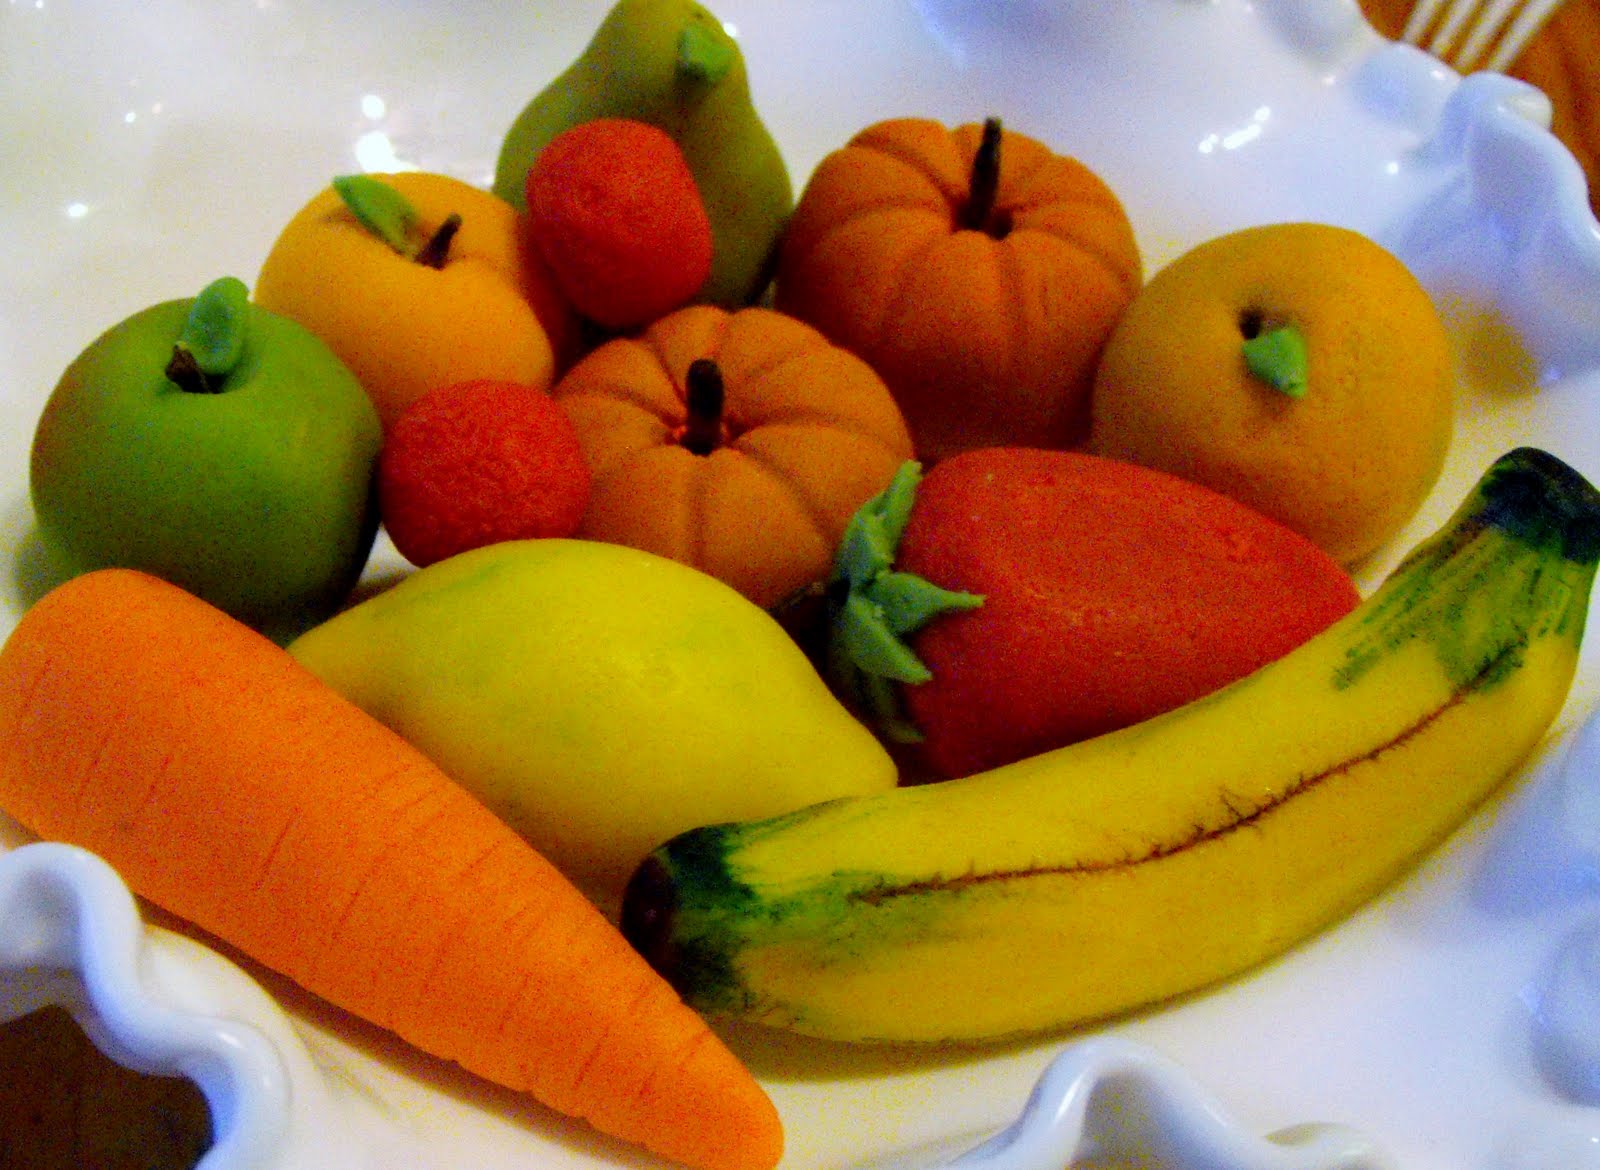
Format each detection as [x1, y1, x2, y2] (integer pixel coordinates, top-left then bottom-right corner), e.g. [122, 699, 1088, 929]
[0, 1006, 211, 1170]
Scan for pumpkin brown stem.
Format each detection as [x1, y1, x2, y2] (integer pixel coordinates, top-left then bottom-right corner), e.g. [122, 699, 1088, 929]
[414, 213, 463, 269]
[959, 117, 1005, 235]
[681, 358, 726, 456]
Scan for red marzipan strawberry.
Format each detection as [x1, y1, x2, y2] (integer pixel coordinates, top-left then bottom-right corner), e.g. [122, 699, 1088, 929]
[378, 378, 591, 568]
[825, 447, 1361, 780]
[523, 118, 713, 333]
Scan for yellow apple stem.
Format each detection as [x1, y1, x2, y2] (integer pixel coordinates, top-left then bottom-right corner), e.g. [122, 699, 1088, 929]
[1241, 320, 1309, 399]
[414, 213, 463, 270]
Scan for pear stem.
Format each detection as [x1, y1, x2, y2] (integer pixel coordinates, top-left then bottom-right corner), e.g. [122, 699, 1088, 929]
[960, 117, 1005, 234]
[681, 359, 725, 456]
[414, 213, 463, 269]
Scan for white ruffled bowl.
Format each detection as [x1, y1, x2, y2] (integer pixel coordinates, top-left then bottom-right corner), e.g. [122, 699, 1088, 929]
[2, 1, 1600, 1168]
[0, 843, 358, 1170]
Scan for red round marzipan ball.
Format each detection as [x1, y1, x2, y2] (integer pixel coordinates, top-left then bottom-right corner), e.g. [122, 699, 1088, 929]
[523, 118, 714, 331]
[378, 379, 592, 567]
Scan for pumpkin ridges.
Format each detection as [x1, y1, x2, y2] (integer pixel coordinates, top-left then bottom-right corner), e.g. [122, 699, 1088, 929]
[880, 227, 1127, 453]
[1008, 232, 1136, 334]
[558, 395, 670, 483]
[778, 209, 947, 351]
[642, 304, 732, 390]
[720, 325, 912, 447]
[580, 447, 701, 565]
[850, 118, 972, 208]
[692, 457, 834, 607]
[552, 304, 914, 608]
[776, 148, 948, 272]
[723, 433, 839, 551]
[874, 225, 971, 377]
[736, 424, 911, 547]
[1010, 223, 1142, 302]
[684, 447, 714, 574]
[1007, 151, 1115, 206]
[555, 339, 684, 425]
[992, 233, 1032, 405]
[873, 231, 1018, 445]
[1009, 187, 1142, 296]
[717, 308, 832, 394]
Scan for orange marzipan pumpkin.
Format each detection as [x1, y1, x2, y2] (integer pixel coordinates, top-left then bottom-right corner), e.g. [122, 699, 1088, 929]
[775, 116, 1143, 463]
[550, 304, 914, 609]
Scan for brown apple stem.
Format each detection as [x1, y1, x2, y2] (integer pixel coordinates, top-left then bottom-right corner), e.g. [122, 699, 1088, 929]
[414, 213, 463, 269]
[164, 347, 220, 394]
[680, 358, 726, 456]
[960, 117, 1004, 234]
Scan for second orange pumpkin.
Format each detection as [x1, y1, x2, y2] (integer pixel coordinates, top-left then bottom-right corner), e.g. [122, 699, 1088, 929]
[775, 117, 1143, 462]
[551, 305, 914, 609]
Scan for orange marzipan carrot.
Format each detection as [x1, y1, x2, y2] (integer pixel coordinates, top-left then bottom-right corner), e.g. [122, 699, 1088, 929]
[0, 567, 783, 1170]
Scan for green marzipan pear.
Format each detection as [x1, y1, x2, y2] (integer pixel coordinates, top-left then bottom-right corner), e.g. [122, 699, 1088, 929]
[493, 0, 793, 308]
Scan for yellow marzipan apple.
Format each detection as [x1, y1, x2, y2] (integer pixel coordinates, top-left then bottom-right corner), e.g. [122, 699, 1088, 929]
[256, 171, 574, 429]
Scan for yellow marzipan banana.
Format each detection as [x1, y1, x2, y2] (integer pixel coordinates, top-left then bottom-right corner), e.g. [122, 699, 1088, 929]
[619, 447, 1600, 1044]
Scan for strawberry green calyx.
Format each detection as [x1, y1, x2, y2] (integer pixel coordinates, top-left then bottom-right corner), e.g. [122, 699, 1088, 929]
[826, 461, 984, 742]
[333, 174, 461, 269]
[166, 276, 251, 394]
[1242, 321, 1308, 398]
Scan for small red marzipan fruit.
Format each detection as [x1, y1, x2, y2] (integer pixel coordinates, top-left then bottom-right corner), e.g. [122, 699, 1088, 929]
[523, 118, 714, 332]
[378, 378, 591, 567]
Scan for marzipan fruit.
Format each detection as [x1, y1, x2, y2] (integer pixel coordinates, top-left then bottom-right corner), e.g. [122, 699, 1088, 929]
[622, 448, 1600, 1042]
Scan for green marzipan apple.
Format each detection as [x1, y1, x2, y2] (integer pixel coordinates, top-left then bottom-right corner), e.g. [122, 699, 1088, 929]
[29, 276, 384, 643]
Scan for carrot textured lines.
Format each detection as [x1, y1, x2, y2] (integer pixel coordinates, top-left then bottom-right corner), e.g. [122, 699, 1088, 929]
[0, 568, 783, 1170]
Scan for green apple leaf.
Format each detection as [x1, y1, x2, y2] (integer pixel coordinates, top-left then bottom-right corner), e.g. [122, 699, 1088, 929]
[166, 276, 250, 393]
[332, 174, 461, 269]
[183, 277, 249, 376]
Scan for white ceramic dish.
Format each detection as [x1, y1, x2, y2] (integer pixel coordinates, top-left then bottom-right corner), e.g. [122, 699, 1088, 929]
[1, 1, 1599, 1168]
